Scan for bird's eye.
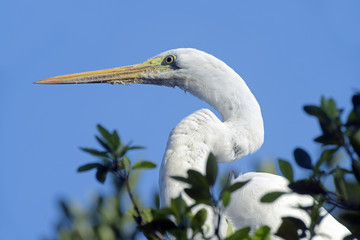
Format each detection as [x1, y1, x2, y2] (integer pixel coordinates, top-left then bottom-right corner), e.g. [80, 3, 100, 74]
[163, 55, 176, 65]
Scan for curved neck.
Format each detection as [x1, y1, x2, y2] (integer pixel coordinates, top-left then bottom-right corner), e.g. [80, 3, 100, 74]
[160, 68, 264, 206]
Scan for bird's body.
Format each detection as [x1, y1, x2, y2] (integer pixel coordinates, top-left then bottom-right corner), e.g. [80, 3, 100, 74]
[226, 172, 350, 239]
[36, 48, 351, 239]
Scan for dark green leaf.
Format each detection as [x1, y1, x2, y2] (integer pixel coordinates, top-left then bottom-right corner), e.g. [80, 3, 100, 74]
[117, 145, 144, 158]
[170, 196, 187, 219]
[95, 136, 111, 152]
[187, 169, 209, 190]
[339, 211, 360, 234]
[171, 176, 192, 185]
[346, 111, 360, 128]
[80, 148, 109, 158]
[225, 227, 251, 240]
[289, 179, 325, 195]
[225, 180, 250, 193]
[352, 160, 360, 183]
[128, 145, 145, 150]
[77, 163, 103, 172]
[254, 226, 271, 240]
[275, 217, 307, 240]
[97, 124, 115, 150]
[184, 187, 211, 204]
[314, 134, 342, 145]
[131, 161, 156, 170]
[139, 219, 177, 233]
[206, 153, 218, 186]
[59, 200, 72, 219]
[192, 208, 207, 227]
[350, 131, 360, 158]
[151, 207, 174, 220]
[303, 105, 328, 122]
[352, 93, 360, 115]
[221, 190, 231, 207]
[333, 168, 360, 205]
[278, 159, 294, 182]
[321, 97, 340, 119]
[294, 148, 312, 169]
[315, 147, 338, 170]
[112, 130, 120, 150]
[260, 191, 286, 203]
[95, 166, 108, 183]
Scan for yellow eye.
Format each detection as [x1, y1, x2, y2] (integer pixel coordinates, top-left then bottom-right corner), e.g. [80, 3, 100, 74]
[163, 55, 176, 65]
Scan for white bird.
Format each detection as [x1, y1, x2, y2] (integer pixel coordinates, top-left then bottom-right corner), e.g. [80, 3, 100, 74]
[36, 48, 351, 239]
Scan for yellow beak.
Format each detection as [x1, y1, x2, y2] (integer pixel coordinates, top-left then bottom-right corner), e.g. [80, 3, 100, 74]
[35, 57, 167, 85]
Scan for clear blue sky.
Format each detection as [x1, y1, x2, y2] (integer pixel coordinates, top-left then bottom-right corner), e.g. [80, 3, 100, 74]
[1, 0, 359, 239]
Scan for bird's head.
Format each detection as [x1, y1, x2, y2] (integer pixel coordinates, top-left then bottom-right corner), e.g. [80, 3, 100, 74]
[35, 48, 237, 92]
[35, 48, 247, 113]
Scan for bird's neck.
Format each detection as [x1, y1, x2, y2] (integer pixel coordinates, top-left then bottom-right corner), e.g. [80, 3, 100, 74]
[160, 72, 264, 206]
[188, 73, 264, 156]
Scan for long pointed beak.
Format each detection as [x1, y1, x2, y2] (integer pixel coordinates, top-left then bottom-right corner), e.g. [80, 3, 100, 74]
[35, 57, 166, 85]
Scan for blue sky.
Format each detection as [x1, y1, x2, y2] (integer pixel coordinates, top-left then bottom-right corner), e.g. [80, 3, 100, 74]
[1, 0, 359, 239]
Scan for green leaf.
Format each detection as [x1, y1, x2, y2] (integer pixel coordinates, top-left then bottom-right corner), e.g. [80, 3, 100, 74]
[77, 163, 103, 172]
[117, 145, 144, 158]
[184, 187, 211, 204]
[131, 161, 156, 170]
[222, 190, 231, 207]
[278, 159, 294, 182]
[294, 148, 312, 169]
[333, 168, 360, 205]
[187, 169, 210, 190]
[112, 130, 120, 150]
[289, 179, 325, 195]
[96, 166, 108, 183]
[171, 176, 192, 185]
[260, 191, 286, 203]
[225, 180, 250, 193]
[315, 147, 338, 170]
[59, 200, 72, 219]
[314, 134, 341, 145]
[303, 105, 328, 122]
[128, 145, 145, 150]
[175, 170, 211, 204]
[350, 130, 360, 158]
[95, 136, 111, 152]
[321, 97, 340, 119]
[339, 211, 360, 234]
[206, 153, 218, 186]
[192, 208, 207, 227]
[254, 226, 271, 240]
[97, 124, 115, 150]
[225, 227, 251, 240]
[226, 218, 233, 237]
[80, 148, 109, 158]
[170, 195, 187, 219]
[275, 217, 307, 240]
[122, 156, 131, 171]
[139, 219, 177, 234]
[352, 93, 360, 114]
[352, 160, 360, 183]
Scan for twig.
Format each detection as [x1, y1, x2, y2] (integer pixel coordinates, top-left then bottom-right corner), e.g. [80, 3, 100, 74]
[120, 171, 166, 240]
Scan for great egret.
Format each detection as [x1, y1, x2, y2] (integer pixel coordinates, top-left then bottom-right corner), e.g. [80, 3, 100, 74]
[36, 48, 350, 239]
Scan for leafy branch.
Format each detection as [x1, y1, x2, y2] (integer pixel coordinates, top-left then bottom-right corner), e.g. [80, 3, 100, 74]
[261, 93, 360, 239]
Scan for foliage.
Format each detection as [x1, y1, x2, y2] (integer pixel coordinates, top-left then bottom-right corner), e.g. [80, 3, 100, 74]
[261, 93, 360, 239]
[51, 93, 360, 240]
[52, 125, 269, 240]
